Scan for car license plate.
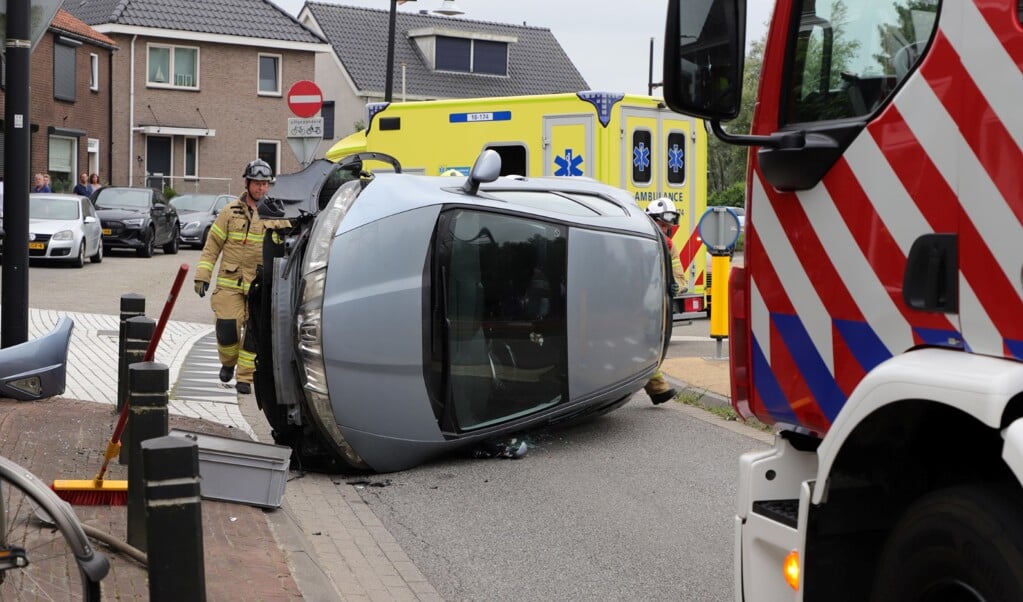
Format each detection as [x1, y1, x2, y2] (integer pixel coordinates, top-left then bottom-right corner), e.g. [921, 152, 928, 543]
[102, 228, 112, 235]
[28, 242, 44, 250]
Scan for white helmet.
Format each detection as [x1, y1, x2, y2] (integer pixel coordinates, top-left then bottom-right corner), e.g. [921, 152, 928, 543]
[646, 197, 680, 225]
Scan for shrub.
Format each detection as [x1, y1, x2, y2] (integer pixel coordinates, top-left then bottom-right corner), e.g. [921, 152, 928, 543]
[163, 186, 178, 200]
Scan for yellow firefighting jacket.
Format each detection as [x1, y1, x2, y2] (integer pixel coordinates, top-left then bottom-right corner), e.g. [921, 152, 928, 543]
[194, 194, 290, 294]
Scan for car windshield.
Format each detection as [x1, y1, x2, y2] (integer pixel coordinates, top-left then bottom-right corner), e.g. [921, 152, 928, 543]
[170, 194, 218, 213]
[95, 189, 150, 210]
[30, 198, 80, 220]
[214, 195, 233, 212]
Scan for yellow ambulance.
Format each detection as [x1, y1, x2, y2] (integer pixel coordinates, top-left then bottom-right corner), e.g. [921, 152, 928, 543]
[326, 91, 709, 318]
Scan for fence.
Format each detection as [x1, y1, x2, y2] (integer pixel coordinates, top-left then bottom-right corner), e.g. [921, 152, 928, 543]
[142, 174, 233, 196]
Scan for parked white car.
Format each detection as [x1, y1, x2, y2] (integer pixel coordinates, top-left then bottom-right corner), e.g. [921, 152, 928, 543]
[27, 193, 103, 267]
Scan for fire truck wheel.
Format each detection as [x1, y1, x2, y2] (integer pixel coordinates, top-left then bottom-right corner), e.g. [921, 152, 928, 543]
[870, 484, 1023, 601]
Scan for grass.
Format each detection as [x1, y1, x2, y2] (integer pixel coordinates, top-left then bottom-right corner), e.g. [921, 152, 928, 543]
[675, 388, 774, 433]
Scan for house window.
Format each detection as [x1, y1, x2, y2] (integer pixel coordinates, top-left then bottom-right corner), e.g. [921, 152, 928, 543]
[54, 39, 80, 101]
[322, 101, 335, 139]
[435, 36, 508, 76]
[257, 140, 280, 177]
[258, 54, 281, 95]
[184, 137, 198, 178]
[49, 136, 77, 191]
[89, 53, 99, 91]
[148, 44, 198, 89]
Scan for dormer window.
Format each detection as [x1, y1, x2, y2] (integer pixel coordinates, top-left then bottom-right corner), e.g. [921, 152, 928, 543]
[410, 28, 516, 77]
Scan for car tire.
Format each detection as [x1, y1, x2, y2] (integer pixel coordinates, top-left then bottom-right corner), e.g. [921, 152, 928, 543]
[197, 227, 210, 249]
[870, 484, 1023, 601]
[71, 240, 85, 269]
[90, 240, 103, 264]
[163, 223, 180, 255]
[137, 227, 155, 258]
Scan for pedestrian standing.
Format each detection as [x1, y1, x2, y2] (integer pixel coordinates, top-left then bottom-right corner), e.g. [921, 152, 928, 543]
[72, 172, 92, 196]
[193, 159, 290, 394]
[31, 173, 51, 193]
[643, 197, 688, 405]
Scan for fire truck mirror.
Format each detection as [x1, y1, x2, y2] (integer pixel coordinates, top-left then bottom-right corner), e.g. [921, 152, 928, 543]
[698, 207, 741, 255]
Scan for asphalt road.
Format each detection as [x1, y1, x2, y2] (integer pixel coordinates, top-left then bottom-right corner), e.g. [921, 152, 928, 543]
[10, 246, 213, 325]
[13, 245, 770, 600]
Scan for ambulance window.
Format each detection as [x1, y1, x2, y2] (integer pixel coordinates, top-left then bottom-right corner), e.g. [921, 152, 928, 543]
[632, 130, 653, 184]
[485, 145, 527, 176]
[666, 132, 686, 185]
[783, 0, 938, 124]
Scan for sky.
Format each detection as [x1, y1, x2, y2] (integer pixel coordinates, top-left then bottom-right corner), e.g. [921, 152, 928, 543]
[269, 0, 774, 96]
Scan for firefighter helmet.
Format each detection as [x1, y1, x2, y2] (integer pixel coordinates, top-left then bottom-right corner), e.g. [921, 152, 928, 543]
[243, 159, 275, 183]
[646, 197, 680, 225]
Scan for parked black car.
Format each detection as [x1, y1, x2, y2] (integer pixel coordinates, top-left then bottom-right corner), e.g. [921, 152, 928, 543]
[92, 187, 180, 257]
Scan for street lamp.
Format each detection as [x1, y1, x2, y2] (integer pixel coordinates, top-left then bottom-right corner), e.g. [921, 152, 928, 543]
[384, 0, 414, 102]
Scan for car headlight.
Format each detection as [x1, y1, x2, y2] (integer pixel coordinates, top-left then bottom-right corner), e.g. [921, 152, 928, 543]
[181, 221, 201, 234]
[122, 218, 145, 227]
[296, 268, 326, 394]
[52, 230, 74, 241]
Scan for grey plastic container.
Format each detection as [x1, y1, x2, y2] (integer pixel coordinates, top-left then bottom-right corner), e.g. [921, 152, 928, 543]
[169, 429, 292, 509]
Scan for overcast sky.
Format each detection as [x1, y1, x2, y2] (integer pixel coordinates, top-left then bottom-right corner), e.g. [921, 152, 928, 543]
[269, 0, 774, 95]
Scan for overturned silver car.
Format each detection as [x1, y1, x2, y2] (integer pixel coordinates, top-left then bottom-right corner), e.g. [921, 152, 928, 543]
[251, 151, 673, 473]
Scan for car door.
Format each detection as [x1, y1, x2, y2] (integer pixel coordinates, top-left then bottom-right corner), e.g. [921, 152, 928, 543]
[80, 198, 100, 254]
[150, 190, 170, 243]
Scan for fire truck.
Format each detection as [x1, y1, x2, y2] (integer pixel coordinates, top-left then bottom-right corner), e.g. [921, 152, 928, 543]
[326, 92, 710, 319]
[664, 0, 1023, 599]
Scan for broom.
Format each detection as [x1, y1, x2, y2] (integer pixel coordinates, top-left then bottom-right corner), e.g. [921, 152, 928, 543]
[52, 263, 190, 505]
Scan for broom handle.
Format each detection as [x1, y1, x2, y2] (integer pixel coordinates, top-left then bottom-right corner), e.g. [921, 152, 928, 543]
[96, 263, 190, 482]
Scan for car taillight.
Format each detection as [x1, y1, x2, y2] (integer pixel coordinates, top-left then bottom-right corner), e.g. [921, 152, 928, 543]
[729, 266, 750, 417]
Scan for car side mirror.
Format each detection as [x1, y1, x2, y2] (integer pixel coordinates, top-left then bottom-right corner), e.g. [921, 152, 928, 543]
[84, 216, 97, 224]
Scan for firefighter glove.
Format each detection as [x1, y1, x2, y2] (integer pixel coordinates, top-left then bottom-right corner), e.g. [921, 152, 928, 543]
[195, 280, 209, 298]
[670, 282, 680, 296]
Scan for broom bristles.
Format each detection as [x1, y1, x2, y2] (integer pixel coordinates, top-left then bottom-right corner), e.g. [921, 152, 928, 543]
[51, 479, 129, 506]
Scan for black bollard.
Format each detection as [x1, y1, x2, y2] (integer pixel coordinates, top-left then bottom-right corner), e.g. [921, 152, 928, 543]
[119, 316, 155, 465]
[126, 361, 169, 552]
[117, 294, 146, 413]
[142, 435, 206, 601]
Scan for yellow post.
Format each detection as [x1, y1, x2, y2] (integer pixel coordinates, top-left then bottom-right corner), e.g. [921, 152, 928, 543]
[709, 253, 730, 339]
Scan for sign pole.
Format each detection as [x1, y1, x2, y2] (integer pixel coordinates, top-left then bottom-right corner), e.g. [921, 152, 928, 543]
[2, 0, 32, 347]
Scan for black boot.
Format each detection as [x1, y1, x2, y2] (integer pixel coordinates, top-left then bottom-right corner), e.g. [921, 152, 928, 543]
[219, 365, 235, 383]
[650, 388, 677, 405]
[235, 382, 251, 395]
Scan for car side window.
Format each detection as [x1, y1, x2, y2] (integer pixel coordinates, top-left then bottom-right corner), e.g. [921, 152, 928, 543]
[433, 208, 568, 432]
[784, 0, 938, 124]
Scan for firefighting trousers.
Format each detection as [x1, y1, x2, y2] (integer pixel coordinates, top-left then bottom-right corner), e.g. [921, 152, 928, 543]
[210, 287, 257, 384]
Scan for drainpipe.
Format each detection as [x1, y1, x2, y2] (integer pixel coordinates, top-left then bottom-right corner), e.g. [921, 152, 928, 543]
[107, 51, 114, 184]
[128, 34, 137, 186]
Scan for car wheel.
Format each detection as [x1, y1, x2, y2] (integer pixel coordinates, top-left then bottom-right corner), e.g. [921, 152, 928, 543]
[72, 240, 85, 268]
[198, 227, 211, 249]
[163, 223, 180, 254]
[137, 227, 155, 258]
[90, 240, 103, 264]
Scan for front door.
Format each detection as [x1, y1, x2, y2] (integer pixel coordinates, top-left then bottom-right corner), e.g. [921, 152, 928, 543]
[543, 115, 593, 180]
[146, 136, 172, 190]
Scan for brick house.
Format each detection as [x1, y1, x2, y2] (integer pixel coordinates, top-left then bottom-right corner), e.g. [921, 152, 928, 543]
[0, 10, 117, 192]
[62, 0, 330, 195]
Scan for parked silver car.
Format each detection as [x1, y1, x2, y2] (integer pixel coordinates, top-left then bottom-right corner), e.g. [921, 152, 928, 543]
[170, 193, 234, 248]
[24, 193, 104, 267]
[250, 151, 674, 473]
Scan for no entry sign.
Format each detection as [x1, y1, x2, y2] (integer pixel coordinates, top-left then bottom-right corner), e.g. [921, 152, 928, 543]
[287, 80, 323, 118]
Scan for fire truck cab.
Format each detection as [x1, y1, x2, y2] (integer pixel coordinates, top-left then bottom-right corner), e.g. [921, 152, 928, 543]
[664, 0, 1023, 599]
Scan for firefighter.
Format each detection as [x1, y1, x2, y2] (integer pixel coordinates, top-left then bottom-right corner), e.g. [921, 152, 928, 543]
[193, 159, 289, 394]
[644, 197, 687, 405]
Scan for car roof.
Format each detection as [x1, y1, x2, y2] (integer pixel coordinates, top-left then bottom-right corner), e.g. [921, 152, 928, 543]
[29, 193, 87, 201]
